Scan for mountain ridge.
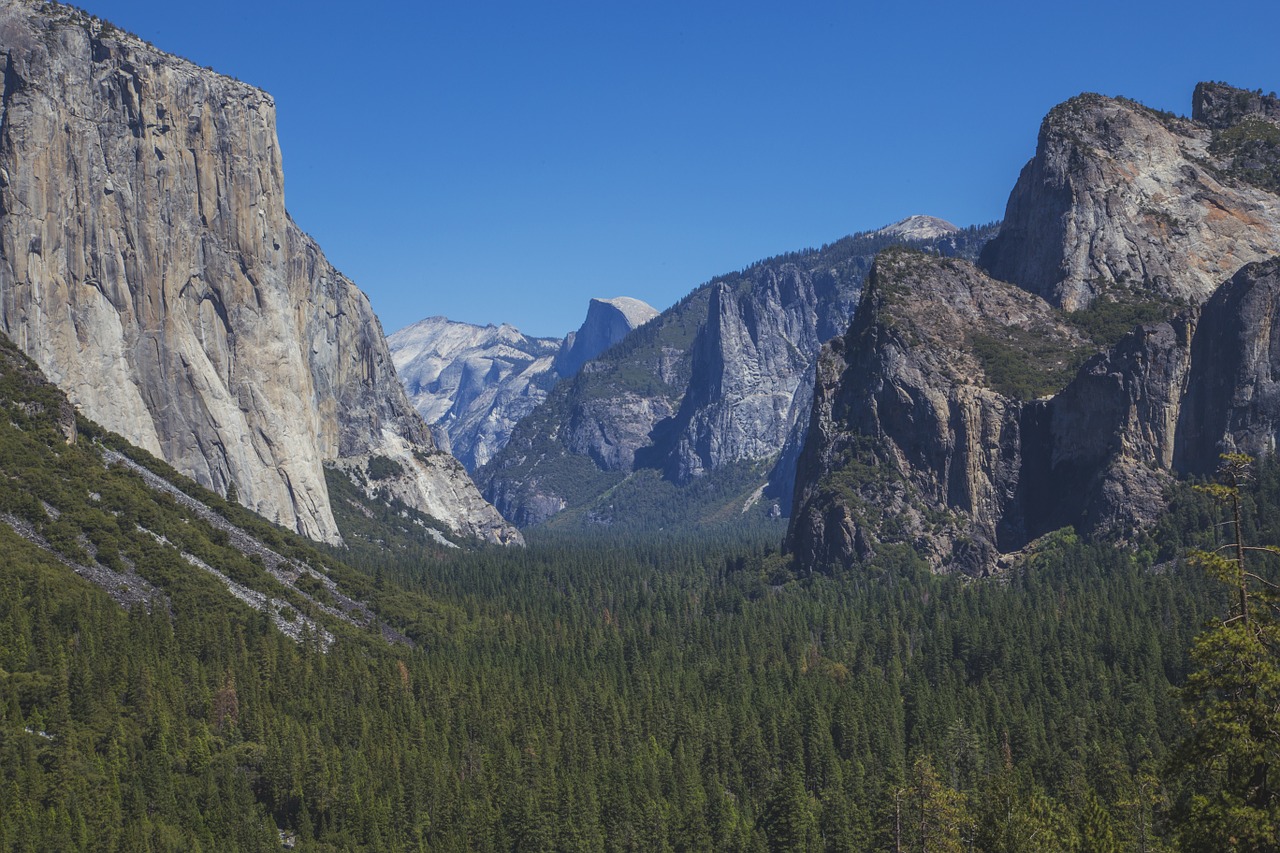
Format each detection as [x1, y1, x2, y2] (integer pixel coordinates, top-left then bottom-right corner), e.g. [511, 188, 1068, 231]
[389, 295, 657, 471]
[478, 219, 998, 530]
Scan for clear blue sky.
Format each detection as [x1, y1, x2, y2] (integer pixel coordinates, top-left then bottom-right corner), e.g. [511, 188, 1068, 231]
[84, 0, 1280, 338]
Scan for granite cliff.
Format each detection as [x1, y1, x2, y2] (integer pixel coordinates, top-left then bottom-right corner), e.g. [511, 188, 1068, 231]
[786, 250, 1088, 575]
[789, 83, 1280, 574]
[389, 296, 657, 471]
[553, 296, 659, 378]
[478, 221, 997, 529]
[0, 0, 518, 545]
[980, 87, 1280, 310]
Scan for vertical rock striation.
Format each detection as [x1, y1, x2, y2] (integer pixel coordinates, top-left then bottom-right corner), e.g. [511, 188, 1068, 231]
[0, 0, 518, 545]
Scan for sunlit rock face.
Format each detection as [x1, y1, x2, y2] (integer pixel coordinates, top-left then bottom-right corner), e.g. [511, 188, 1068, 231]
[0, 0, 519, 545]
[389, 297, 658, 472]
[981, 88, 1280, 310]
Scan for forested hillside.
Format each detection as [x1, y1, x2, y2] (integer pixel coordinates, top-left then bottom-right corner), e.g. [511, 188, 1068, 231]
[2, 320, 1275, 849]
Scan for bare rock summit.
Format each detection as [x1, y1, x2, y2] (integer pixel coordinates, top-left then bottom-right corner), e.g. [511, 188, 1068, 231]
[874, 215, 960, 242]
[980, 88, 1280, 309]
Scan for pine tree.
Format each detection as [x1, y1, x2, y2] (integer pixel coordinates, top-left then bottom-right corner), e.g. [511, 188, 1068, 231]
[894, 756, 971, 853]
[1175, 454, 1280, 851]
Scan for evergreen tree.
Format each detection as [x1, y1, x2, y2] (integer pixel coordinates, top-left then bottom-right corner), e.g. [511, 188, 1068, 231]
[1174, 454, 1280, 851]
[894, 756, 971, 853]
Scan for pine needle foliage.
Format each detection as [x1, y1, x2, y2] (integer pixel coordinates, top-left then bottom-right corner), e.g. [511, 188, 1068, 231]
[1174, 454, 1280, 852]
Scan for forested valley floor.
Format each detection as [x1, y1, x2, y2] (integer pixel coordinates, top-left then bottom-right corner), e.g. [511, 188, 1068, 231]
[0, 337, 1276, 850]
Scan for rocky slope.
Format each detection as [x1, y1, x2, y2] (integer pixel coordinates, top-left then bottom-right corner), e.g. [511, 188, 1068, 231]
[979, 87, 1280, 310]
[0, 327, 443, 648]
[788, 252, 1280, 576]
[0, 0, 518, 545]
[786, 250, 1089, 575]
[789, 83, 1280, 575]
[478, 220, 998, 528]
[389, 296, 657, 471]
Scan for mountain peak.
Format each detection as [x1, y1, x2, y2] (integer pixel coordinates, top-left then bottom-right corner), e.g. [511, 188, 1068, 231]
[553, 296, 659, 377]
[874, 215, 960, 242]
[589, 296, 660, 329]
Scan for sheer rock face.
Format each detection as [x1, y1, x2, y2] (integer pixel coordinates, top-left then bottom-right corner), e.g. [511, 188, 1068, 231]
[1176, 257, 1280, 472]
[479, 221, 997, 528]
[787, 252, 1280, 576]
[980, 90, 1280, 310]
[1036, 317, 1195, 540]
[0, 0, 519, 545]
[665, 264, 853, 483]
[786, 251, 1087, 575]
[388, 297, 656, 472]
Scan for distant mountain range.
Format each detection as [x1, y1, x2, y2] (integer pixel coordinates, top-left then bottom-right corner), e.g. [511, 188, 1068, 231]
[389, 297, 658, 471]
[471, 219, 997, 530]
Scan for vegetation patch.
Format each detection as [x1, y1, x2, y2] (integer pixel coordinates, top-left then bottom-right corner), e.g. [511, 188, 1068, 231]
[1066, 295, 1181, 348]
[1211, 117, 1280, 193]
[969, 327, 1089, 399]
[366, 454, 405, 481]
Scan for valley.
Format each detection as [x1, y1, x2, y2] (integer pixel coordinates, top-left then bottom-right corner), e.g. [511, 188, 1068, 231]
[1, 0, 1279, 849]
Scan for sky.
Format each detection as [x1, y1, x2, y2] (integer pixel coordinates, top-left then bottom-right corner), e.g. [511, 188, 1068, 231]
[83, 0, 1280, 338]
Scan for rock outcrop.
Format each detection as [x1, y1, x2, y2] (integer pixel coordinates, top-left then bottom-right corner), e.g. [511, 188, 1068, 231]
[389, 296, 657, 471]
[553, 296, 659, 378]
[980, 89, 1280, 309]
[1192, 81, 1280, 130]
[786, 250, 1089, 575]
[789, 84, 1280, 575]
[478, 220, 998, 528]
[0, 0, 519, 545]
